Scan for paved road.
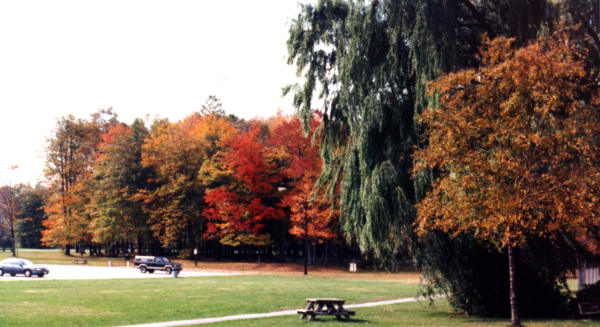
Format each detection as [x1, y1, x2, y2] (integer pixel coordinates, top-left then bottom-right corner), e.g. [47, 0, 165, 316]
[0, 264, 247, 281]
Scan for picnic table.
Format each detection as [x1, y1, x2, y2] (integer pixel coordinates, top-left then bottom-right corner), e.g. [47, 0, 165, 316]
[579, 302, 600, 316]
[72, 259, 88, 264]
[297, 298, 355, 321]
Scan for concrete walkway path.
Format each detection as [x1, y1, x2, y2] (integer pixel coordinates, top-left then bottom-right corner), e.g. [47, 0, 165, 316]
[118, 296, 437, 327]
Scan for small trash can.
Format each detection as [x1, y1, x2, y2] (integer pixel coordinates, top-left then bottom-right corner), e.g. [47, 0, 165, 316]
[173, 269, 180, 278]
[349, 262, 357, 272]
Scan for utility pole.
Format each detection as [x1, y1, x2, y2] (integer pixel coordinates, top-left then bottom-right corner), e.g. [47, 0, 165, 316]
[303, 201, 309, 275]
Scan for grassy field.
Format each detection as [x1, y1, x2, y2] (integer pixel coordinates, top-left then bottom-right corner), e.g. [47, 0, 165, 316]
[207, 300, 599, 327]
[0, 249, 593, 327]
[0, 248, 129, 266]
[0, 275, 594, 327]
[0, 274, 419, 327]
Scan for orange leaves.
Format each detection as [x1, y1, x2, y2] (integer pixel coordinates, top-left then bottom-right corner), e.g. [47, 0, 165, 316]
[97, 124, 132, 154]
[271, 115, 336, 243]
[203, 186, 277, 246]
[202, 123, 284, 246]
[202, 114, 330, 246]
[224, 126, 276, 197]
[137, 114, 240, 246]
[284, 175, 336, 242]
[415, 31, 600, 249]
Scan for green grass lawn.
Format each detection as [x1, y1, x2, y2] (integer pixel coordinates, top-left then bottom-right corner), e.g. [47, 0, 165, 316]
[207, 300, 599, 327]
[0, 275, 419, 327]
[0, 248, 131, 266]
[0, 250, 593, 327]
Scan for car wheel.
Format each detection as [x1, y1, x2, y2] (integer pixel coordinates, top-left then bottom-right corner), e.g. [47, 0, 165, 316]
[37, 273, 44, 278]
[24, 270, 32, 277]
[148, 269, 154, 274]
[140, 266, 147, 273]
[165, 267, 172, 275]
[0, 268, 3, 276]
[10, 273, 15, 276]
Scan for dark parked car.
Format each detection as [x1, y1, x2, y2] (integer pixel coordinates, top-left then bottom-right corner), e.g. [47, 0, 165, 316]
[0, 258, 49, 277]
[133, 255, 182, 274]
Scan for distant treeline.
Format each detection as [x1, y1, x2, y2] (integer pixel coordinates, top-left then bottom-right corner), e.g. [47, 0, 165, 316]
[0, 99, 371, 266]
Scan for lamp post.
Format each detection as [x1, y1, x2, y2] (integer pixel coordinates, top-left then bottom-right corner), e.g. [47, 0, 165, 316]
[194, 247, 198, 267]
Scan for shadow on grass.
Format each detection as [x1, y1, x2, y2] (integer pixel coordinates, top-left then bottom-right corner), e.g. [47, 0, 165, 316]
[417, 302, 506, 325]
[301, 318, 369, 324]
[417, 302, 595, 326]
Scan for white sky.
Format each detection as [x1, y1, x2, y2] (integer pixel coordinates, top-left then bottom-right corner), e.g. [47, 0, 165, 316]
[0, 0, 313, 186]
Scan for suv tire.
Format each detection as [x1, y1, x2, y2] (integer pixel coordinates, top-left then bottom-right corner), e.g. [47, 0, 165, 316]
[0, 268, 3, 276]
[140, 266, 147, 273]
[165, 267, 172, 274]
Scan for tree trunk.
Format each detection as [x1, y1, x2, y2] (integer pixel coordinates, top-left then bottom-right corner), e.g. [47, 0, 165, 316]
[9, 219, 16, 257]
[303, 205, 309, 275]
[304, 236, 309, 275]
[324, 240, 329, 266]
[508, 245, 521, 327]
[137, 235, 144, 255]
[65, 244, 71, 256]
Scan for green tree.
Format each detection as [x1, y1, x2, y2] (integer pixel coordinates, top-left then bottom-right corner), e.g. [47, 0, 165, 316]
[16, 184, 48, 248]
[89, 120, 151, 252]
[0, 185, 21, 256]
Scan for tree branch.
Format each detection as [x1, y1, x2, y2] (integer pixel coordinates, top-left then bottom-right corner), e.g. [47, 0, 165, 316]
[457, 0, 496, 38]
[584, 23, 600, 61]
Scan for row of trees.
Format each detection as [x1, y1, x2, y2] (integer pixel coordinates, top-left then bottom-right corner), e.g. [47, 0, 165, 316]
[0, 184, 47, 254]
[37, 105, 339, 270]
[286, 0, 600, 325]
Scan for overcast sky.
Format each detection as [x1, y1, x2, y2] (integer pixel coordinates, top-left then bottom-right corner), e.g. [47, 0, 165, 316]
[0, 0, 313, 186]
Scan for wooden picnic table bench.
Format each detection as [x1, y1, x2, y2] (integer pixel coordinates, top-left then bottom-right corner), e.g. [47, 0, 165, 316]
[579, 302, 600, 316]
[72, 259, 88, 264]
[297, 298, 355, 321]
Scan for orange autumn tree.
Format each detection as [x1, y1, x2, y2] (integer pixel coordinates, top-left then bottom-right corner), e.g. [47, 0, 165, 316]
[203, 125, 283, 247]
[269, 115, 335, 274]
[43, 111, 115, 255]
[414, 32, 600, 327]
[139, 113, 237, 248]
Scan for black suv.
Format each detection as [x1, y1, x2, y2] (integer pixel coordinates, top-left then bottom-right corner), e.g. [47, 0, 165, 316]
[133, 256, 182, 274]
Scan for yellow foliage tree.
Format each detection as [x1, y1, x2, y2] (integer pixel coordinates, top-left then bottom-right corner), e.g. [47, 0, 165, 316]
[414, 31, 600, 326]
[139, 114, 237, 247]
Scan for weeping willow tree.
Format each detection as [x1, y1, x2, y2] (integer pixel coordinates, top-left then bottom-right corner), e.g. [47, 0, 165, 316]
[286, 0, 584, 317]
